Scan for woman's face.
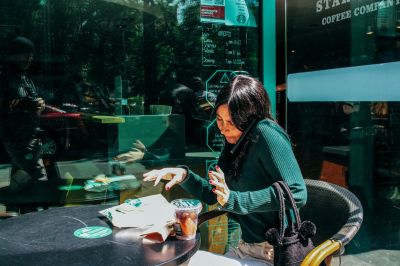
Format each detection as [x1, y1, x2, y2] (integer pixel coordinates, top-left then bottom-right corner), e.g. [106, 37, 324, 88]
[216, 104, 243, 144]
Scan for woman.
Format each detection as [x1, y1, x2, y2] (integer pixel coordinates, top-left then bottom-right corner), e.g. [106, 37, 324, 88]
[143, 75, 307, 265]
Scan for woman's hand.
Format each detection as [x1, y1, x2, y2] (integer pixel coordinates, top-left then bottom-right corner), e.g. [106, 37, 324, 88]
[209, 166, 230, 206]
[113, 140, 146, 163]
[132, 139, 146, 152]
[143, 167, 187, 191]
[113, 149, 144, 163]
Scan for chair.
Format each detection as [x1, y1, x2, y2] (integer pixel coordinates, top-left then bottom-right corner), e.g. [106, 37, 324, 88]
[198, 179, 364, 266]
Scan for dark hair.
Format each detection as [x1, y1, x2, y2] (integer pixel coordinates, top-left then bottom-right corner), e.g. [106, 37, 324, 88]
[171, 83, 198, 115]
[214, 75, 273, 131]
[187, 76, 204, 92]
[215, 75, 274, 181]
[8, 37, 35, 56]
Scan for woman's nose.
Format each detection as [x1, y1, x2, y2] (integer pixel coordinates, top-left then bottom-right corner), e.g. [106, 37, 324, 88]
[220, 124, 228, 134]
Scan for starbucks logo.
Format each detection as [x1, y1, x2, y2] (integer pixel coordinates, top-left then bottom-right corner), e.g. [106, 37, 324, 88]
[237, 15, 246, 24]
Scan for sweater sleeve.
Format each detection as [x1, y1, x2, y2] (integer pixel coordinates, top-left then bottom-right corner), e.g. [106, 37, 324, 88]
[179, 166, 218, 206]
[220, 122, 307, 214]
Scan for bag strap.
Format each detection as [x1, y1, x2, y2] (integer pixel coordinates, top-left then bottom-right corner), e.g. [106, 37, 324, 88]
[272, 181, 302, 242]
[273, 182, 287, 242]
[276, 181, 302, 228]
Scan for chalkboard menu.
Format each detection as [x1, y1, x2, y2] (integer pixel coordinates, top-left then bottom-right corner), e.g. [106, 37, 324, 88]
[199, 22, 259, 154]
[202, 25, 245, 67]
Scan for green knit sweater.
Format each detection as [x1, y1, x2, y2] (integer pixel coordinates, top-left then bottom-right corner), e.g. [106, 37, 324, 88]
[180, 119, 307, 243]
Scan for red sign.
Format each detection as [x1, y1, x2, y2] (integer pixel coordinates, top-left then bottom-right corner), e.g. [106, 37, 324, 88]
[200, 5, 225, 20]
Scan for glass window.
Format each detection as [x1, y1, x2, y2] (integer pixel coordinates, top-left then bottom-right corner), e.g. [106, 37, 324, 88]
[0, 0, 260, 227]
[0, 0, 260, 157]
[286, 0, 400, 262]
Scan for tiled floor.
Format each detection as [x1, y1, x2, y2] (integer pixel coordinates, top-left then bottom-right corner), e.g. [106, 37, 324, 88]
[335, 186, 400, 265]
[336, 250, 400, 266]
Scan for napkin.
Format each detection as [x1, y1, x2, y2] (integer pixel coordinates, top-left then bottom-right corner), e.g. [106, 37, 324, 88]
[99, 194, 176, 238]
[140, 222, 175, 243]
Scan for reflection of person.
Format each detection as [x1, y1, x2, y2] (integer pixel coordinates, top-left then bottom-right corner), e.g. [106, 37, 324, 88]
[143, 75, 307, 265]
[114, 139, 153, 163]
[187, 76, 216, 119]
[114, 116, 185, 164]
[0, 37, 47, 193]
[56, 65, 113, 114]
[54, 73, 85, 111]
[171, 83, 201, 145]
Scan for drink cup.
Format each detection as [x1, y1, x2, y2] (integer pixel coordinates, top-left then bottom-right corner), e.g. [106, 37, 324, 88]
[171, 199, 202, 240]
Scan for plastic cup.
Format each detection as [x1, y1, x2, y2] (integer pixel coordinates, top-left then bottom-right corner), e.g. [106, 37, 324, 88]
[171, 199, 202, 240]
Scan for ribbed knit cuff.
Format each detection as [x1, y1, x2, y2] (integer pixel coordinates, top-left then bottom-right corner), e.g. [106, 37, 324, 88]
[219, 191, 235, 211]
[176, 164, 190, 182]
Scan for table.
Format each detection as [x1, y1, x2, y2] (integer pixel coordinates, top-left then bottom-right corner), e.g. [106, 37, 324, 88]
[0, 179, 121, 211]
[0, 205, 200, 266]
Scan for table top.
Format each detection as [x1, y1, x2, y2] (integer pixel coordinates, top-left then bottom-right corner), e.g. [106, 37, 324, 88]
[0, 205, 200, 266]
[0, 179, 121, 206]
[80, 113, 125, 124]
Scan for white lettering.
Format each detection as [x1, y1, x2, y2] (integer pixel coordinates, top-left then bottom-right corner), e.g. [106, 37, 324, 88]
[357, 6, 366, 15]
[332, 0, 341, 8]
[321, 10, 351, 25]
[318, 0, 400, 26]
[365, 3, 375, 13]
[323, 0, 331, 10]
[316, 0, 323, 12]
[353, 0, 395, 17]
[203, 58, 215, 64]
[316, 0, 352, 13]
[218, 31, 231, 37]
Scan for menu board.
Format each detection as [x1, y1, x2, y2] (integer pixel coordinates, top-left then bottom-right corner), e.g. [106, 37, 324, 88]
[202, 25, 245, 67]
[198, 2, 260, 155]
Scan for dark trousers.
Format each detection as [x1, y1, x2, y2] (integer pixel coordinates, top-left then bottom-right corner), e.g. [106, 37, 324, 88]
[2, 138, 47, 192]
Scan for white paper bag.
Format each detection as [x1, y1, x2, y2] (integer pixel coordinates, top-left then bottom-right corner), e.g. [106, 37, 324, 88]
[99, 194, 175, 228]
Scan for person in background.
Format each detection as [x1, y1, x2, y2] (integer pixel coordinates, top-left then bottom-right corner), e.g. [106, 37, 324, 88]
[0, 36, 47, 193]
[113, 116, 185, 165]
[187, 76, 216, 119]
[171, 83, 201, 146]
[143, 75, 307, 265]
